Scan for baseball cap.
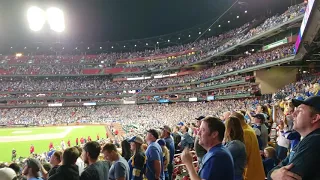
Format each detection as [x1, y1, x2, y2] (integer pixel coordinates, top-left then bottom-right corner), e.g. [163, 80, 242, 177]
[25, 158, 41, 172]
[147, 129, 159, 139]
[292, 96, 320, 112]
[0, 167, 17, 180]
[252, 114, 266, 122]
[195, 116, 205, 120]
[160, 125, 172, 133]
[157, 139, 166, 146]
[177, 122, 184, 126]
[127, 136, 144, 144]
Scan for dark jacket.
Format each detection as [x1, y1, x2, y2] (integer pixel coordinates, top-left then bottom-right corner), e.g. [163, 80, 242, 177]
[48, 164, 79, 180]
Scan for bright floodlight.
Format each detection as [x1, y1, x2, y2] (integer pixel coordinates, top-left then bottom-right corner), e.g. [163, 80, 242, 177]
[47, 7, 65, 32]
[27, 6, 46, 31]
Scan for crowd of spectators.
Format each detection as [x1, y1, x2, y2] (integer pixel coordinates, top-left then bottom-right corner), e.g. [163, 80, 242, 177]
[1, 71, 320, 180]
[0, 3, 305, 76]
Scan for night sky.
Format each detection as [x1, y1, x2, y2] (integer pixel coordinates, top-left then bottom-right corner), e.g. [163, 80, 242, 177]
[0, 0, 302, 52]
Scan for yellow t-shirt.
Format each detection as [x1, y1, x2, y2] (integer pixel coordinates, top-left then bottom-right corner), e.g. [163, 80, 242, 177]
[242, 124, 265, 180]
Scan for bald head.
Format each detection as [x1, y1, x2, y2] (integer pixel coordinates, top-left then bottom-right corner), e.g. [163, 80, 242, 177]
[221, 111, 231, 121]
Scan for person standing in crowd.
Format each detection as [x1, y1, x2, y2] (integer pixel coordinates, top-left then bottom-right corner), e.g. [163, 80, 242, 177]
[67, 140, 71, 147]
[194, 116, 207, 168]
[145, 129, 164, 180]
[80, 141, 111, 180]
[49, 142, 53, 151]
[232, 112, 265, 180]
[128, 136, 146, 180]
[160, 125, 175, 180]
[11, 149, 17, 162]
[252, 114, 269, 150]
[268, 96, 320, 180]
[263, 147, 279, 177]
[102, 143, 130, 180]
[179, 126, 194, 150]
[75, 146, 85, 176]
[48, 147, 80, 180]
[221, 111, 231, 123]
[76, 138, 79, 146]
[157, 139, 170, 180]
[0, 167, 17, 180]
[121, 140, 132, 161]
[171, 126, 181, 153]
[22, 158, 43, 180]
[275, 118, 290, 161]
[49, 151, 62, 177]
[224, 116, 247, 180]
[181, 117, 235, 180]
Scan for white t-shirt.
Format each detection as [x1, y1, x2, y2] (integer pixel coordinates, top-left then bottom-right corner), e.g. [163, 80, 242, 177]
[76, 157, 85, 175]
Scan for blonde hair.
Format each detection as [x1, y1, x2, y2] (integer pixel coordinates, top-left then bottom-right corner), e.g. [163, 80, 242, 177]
[264, 146, 276, 158]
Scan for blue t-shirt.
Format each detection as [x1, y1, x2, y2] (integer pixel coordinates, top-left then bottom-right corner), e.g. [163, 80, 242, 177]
[199, 143, 234, 180]
[145, 142, 164, 180]
[164, 136, 175, 164]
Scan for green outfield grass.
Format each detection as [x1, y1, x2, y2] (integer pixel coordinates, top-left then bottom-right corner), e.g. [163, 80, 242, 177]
[0, 126, 106, 162]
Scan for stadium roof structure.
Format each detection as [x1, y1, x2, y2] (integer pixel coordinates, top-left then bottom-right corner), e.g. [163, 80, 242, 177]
[0, 0, 304, 54]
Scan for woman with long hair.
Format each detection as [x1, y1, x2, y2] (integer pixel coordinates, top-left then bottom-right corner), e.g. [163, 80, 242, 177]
[127, 136, 146, 180]
[224, 116, 247, 180]
[121, 139, 132, 161]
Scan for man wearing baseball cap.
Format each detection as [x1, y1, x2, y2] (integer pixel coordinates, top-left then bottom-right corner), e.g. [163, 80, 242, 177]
[145, 129, 164, 180]
[22, 158, 43, 180]
[269, 96, 320, 180]
[0, 167, 17, 180]
[160, 125, 174, 180]
[252, 113, 268, 150]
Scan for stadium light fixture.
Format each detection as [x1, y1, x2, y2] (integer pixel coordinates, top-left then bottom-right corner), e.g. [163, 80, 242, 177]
[188, 35, 191, 37]
[27, 6, 46, 31]
[208, 29, 211, 31]
[228, 21, 230, 23]
[218, 25, 221, 27]
[157, 42, 159, 44]
[123, 45, 126, 48]
[87, 47, 90, 49]
[146, 43, 148, 46]
[37, 47, 39, 49]
[100, 47, 102, 49]
[237, 16, 239, 18]
[168, 40, 170, 42]
[178, 37, 180, 40]
[62, 47, 65, 49]
[10, 47, 13, 49]
[245, 10, 247, 13]
[46, 7, 65, 32]
[134, 45, 137, 47]
[75, 47, 78, 49]
[24, 47, 27, 49]
[111, 46, 114, 49]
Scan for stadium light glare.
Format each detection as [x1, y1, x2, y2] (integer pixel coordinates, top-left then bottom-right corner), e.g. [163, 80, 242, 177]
[178, 37, 180, 40]
[134, 44, 137, 47]
[16, 53, 22, 57]
[228, 21, 230, 23]
[123, 45, 126, 48]
[218, 25, 221, 27]
[46, 7, 65, 32]
[237, 16, 239, 18]
[245, 10, 247, 13]
[111, 46, 114, 48]
[199, 32, 201, 34]
[188, 35, 191, 37]
[157, 42, 159, 44]
[168, 40, 170, 42]
[10, 47, 13, 49]
[208, 29, 211, 31]
[100, 47, 102, 49]
[146, 43, 148, 46]
[27, 6, 46, 31]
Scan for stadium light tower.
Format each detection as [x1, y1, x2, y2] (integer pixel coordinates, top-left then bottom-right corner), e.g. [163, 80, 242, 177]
[27, 6, 46, 31]
[27, 6, 65, 32]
